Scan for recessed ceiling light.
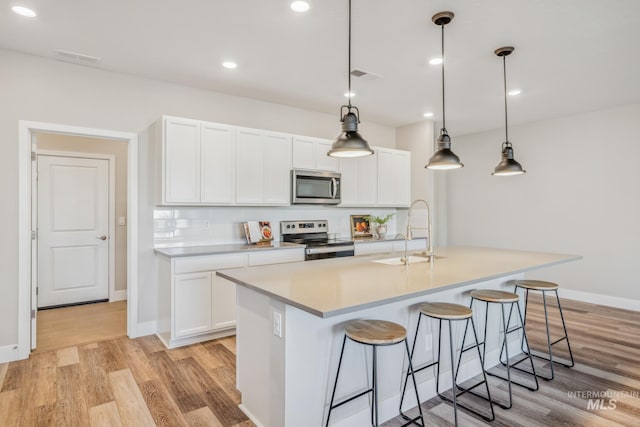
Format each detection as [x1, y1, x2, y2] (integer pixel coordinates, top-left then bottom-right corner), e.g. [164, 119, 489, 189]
[12, 5, 37, 18]
[344, 91, 355, 98]
[508, 89, 522, 96]
[428, 57, 443, 65]
[423, 112, 434, 118]
[290, 1, 311, 13]
[222, 61, 238, 69]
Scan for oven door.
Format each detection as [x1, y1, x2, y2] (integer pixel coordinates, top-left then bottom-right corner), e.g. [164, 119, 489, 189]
[292, 170, 341, 205]
[305, 245, 355, 261]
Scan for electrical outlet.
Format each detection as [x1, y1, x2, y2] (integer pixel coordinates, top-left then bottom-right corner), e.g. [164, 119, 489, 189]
[273, 311, 283, 338]
[118, 216, 126, 226]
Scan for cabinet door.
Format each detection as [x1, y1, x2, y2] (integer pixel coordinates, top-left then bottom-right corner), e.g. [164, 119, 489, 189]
[236, 128, 265, 204]
[377, 149, 396, 206]
[357, 153, 378, 205]
[377, 148, 411, 207]
[394, 151, 411, 207]
[292, 136, 315, 170]
[174, 272, 213, 338]
[201, 122, 235, 204]
[164, 117, 200, 204]
[314, 140, 339, 172]
[264, 132, 292, 205]
[339, 158, 358, 205]
[212, 275, 237, 329]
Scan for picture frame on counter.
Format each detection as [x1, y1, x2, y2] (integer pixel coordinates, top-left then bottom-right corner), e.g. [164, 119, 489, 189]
[350, 215, 372, 239]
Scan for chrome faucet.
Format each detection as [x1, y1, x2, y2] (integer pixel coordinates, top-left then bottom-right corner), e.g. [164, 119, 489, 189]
[402, 199, 435, 264]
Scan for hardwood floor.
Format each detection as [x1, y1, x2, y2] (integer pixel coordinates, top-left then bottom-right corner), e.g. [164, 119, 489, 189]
[36, 301, 127, 353]
[1, 296, 638, 426]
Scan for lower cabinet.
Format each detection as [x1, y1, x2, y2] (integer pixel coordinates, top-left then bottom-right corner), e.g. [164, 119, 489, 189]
[354, 239, 427, 256]
[157, 248, 304, 348]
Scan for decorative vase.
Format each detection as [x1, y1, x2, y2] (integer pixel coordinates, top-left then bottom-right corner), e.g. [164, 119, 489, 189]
[375, 224, 387, 239]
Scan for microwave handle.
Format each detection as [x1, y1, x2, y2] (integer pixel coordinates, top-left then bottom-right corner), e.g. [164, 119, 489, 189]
[331, 178, 337, 199]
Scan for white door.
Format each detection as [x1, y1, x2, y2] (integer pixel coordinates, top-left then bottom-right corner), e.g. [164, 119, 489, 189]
[37, 155, 110, 308]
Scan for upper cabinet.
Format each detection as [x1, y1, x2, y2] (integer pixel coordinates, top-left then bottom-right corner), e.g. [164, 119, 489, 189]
[292, 136, 339, 172]
[236, 128, 292, 205]
[377, 148, 411, 207]
[160, 116, 235, 205]
[155, 115, 410, 208]
[339, 152, 378, 206]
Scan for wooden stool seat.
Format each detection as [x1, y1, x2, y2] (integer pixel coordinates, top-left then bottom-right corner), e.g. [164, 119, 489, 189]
[470, 289, 519, 303]
[419, 302, 473, 320]
[515, 279, 559, 290]
[345, 319, 406, 345]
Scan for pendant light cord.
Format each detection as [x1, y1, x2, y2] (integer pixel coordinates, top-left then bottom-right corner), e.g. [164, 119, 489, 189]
[440, 24, 446, 131]
[503, 55, 509, 143]
[347, 0, 352, 109]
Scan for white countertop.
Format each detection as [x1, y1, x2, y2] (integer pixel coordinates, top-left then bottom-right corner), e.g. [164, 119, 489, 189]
[154, 241, 303, 258]
[218, 246, 581, 318]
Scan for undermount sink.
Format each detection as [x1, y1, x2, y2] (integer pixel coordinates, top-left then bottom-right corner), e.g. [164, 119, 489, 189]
[372, 256, 431, 266]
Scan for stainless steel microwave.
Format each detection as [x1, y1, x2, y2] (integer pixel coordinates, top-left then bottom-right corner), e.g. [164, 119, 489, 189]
[291, 169, 341, 205]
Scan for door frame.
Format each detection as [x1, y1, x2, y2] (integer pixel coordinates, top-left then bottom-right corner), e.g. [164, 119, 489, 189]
[36, 150, 118, 306]
[18, 121, 139, 360]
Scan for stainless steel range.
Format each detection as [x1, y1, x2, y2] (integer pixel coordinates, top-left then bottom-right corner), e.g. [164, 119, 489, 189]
[280, 220, 355, 261]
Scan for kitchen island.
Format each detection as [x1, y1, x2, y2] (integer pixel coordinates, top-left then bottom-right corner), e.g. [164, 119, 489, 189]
[218, 246, 581, 427]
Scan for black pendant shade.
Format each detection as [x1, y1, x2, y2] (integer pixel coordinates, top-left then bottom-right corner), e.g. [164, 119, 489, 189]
[327, 0, 374, 158]
[492, 46, 525, 176]
[426, 11, 463, 170]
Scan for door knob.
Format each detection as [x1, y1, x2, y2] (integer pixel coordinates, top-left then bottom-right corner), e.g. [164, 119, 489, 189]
[97, 235, 108, 240]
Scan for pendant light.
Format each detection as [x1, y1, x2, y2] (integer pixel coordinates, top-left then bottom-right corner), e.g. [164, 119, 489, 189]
[327, 0, 374, 158]
[426, 11, 463, 170]
[492, 46, 526, 176]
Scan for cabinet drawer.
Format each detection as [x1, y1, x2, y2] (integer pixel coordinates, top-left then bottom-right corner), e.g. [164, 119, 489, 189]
[248, 249, 304, 266]
[355, 242, 394, 256]
[175, 253, 247, 274]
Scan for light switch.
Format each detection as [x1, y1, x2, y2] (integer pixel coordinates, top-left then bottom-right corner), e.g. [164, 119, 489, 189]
[118, 217, 126, 226]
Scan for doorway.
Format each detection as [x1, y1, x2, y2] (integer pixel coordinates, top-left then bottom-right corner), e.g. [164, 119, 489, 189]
[17, 121, 139, 361]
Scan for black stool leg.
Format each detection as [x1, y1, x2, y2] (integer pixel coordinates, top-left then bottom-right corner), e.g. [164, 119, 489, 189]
[555, 290, 575, 367]
[372, 344, 378, 426]
[326, 335, 348, 427]
[447, 320, 459, 426]
[403, 338, 426, 426]
[399, 313, 423, 413]
[541, 290, 556, 379]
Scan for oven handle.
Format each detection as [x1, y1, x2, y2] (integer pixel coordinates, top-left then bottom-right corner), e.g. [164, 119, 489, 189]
[306, 245, 355, 255]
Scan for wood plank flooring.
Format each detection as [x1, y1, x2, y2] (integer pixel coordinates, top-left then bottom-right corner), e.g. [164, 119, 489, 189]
[1, 296, 638, 426]
[36, 301, 127, 352]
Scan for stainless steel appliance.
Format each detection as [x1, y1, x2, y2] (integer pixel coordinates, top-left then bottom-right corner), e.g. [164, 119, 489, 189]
[281, 220, 354, 260]
[291, 169, 341, 205]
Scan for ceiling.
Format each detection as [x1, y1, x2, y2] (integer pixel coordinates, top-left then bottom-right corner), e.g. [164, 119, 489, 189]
[2, 0, 640, 136]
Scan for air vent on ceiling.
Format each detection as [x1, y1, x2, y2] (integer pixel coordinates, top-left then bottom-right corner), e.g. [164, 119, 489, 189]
[350, 68, 383, 81]
[54, 49, 102, 63]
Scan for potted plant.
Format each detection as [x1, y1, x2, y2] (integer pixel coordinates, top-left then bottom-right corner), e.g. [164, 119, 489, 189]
[365, 213, 394, 239]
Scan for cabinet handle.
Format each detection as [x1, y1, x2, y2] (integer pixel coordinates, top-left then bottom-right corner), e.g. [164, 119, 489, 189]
[97, 235, 108, 240]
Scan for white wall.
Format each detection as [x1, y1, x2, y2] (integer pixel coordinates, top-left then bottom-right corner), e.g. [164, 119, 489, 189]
[447, 103, 640, 304]
[0, 48, 396, 349]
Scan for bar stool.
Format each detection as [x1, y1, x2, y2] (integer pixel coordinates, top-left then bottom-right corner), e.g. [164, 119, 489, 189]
[325, 319, 425, 427]
[461, 289, 539, 410]
[512, 280, 574, 380]
[400, 302, 495, 426]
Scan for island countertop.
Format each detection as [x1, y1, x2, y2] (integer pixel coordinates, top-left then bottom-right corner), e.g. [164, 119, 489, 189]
[218, 246, 581, 318]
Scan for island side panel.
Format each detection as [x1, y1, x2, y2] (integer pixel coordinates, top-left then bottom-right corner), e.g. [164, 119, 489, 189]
[236, 285, 287, 427]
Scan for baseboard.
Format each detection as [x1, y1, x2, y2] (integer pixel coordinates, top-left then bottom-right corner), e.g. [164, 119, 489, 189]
[0, 344, 19, 364]
[238, 404, 266, 427]
[559, 288, 640, 312]
[110, 290, 127, 302]
[136, 320, 158, 337]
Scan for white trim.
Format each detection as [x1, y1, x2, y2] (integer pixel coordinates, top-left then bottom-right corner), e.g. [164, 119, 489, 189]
[559, 288, 640, 312]
[0, 344, 19, 364]
[238, 405, 266, 427]
[37, 150, 117, 305]
[18, 120, 139, 361]
[137, 320, 158, 337]
[112, 290, 128, 302]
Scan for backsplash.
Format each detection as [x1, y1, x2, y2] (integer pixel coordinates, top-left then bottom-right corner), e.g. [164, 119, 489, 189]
[154, 206, 402, 247]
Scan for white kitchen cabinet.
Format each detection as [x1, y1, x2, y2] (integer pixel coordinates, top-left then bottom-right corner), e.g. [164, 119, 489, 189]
[339, 152, 378, 206]
[354, 238, 427, 256]
[236, 128, 292, 205]
[174, 272, 214, 338]
[377, 148, 411, 207]
[159, 116, 235, 205]
[157, 247, 304, 348]
[292, 136, 339, 172]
